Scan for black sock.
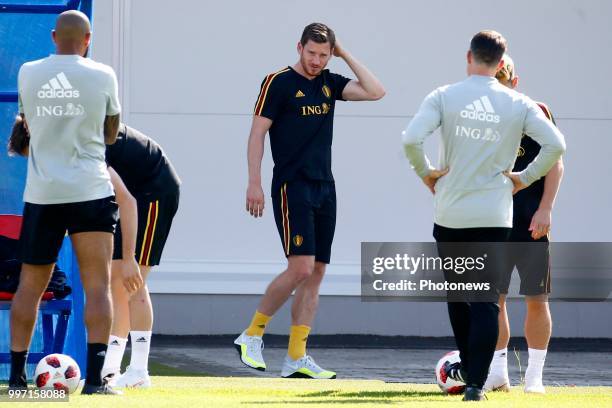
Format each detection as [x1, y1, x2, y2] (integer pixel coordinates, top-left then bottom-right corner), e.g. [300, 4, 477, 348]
[85, 343, 108, 386]
[9, 350, 28, 387]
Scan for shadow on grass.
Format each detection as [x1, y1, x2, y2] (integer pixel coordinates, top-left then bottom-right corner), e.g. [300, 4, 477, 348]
[148, 360, 211, 377]
[245, 389, 452, 404]
[244, 399, 394, 405]
[300, 390, 444, 399]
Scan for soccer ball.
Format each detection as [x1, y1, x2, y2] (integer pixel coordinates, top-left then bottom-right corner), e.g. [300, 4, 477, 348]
[435, 350, 465, 394]
[34, 353, 81, 393]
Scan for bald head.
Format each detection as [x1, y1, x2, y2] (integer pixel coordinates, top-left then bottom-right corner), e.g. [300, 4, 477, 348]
[54, 10, 90, 40]
[53, 10, 91, 55]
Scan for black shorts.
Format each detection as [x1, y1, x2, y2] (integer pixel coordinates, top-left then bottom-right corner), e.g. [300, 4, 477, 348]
[433, 224, 512, 302]
[497, 222, 551, 296]
[113, 191, 180, 266]
[272, 180, 336, 264]
[20, 196, 118, 265]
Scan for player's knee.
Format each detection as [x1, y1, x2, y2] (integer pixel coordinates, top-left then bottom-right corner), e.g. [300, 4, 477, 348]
[84, 285, 111, 306]
[313, 263, 326, 276]
[306, 264, 325, 285]
[525, 296, 549, 313]
[294, 266, 314, 283]
[288, 260, 315, 283]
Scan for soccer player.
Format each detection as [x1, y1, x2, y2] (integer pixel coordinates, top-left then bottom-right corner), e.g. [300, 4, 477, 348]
[484, 55, 563, 394]
[102, 124, 181, 388]
[236, 23, 384, 378]
[9, 10, 124, 394]
[402, 31, 565, 400]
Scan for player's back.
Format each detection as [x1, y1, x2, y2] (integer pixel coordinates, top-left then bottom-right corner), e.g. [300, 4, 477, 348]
[406, 74, 564, 228]
[18, 55, 120, 204]
[435, 75, 531, 191]
[105, 124, 181, 196]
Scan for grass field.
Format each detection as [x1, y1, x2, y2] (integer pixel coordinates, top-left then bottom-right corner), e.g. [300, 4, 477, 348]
[2, 361, 611, 407]
[5, 377, 610, 407]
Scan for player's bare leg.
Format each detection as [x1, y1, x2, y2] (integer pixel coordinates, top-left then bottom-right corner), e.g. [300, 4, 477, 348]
[484, 294, 510, 391]
[524, 294, 551, 393]
[9, 263, 54, 388]
[72, 232, 113, 344]
[10, 264, 54, 351]
[259, 256, 315, 316]
[71, 231, 115, 391]
[524, 295, 551, 349]
[129, 265, 153, 331]
[497, 295, 511, 350]
[291, 262, 325, 327]
[235, 256, 315, 371]
[281, 261, 335, 379]
[102, 260, 133, 381]
[110, 261, 132, 336]
[115, 265, 153, 388]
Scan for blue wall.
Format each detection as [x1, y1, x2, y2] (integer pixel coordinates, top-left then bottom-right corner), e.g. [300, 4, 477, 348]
[0, 0, 92, 380]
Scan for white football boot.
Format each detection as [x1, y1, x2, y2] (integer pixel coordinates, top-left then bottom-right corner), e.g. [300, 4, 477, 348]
[115, 366, 151, 388]
[234, 330, 266, 371]
[281, 354, 336, 379]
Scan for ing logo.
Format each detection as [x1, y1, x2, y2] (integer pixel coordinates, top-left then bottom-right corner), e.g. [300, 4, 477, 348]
[300, 103, 330, 116]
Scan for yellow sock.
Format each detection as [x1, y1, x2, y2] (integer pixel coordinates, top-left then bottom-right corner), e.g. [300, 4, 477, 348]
[245, 311, 271, 337]
[288, 325, 311, 360]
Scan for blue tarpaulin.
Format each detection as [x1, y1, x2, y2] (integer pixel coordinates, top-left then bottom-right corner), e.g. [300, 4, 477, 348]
[0, 0, 93, 380]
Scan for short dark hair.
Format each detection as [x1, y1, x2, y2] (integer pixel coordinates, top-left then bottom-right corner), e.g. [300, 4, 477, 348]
[7, 115, 29, 157]
[470, 30, 507, 67]
[300, 23, 335, 49]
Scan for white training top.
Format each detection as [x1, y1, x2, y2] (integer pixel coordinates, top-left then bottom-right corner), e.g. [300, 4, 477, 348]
[18, 54, 121, 204]
[402, 75, 566, 229]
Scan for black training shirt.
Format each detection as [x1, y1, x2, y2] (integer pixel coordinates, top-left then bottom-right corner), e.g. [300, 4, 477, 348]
[254, 66, 350, 193]
[105, 124, 181, 196]
[512, 102, 557, 224]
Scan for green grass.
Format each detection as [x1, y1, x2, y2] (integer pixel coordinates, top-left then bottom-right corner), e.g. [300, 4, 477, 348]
[147, 359, 210, 377]
[8, 377, 612, 407]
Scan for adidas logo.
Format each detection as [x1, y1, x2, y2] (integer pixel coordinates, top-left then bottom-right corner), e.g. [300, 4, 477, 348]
[37, 72, 80, 99]
[97, 351, 106, 357]
[110, 340, 120, 346]
[460, 96, 500, 123]
[295, 90, 305, 98]
[135, 337, 148, 343]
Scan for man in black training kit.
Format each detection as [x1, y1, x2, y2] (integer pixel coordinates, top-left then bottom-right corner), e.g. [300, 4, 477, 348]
[485, 54, 563, 394]
[236, 23, 384, 378]
[10, 10, 123, 394]
[403, 31, 565, 400]
[102, 123, 181, 388]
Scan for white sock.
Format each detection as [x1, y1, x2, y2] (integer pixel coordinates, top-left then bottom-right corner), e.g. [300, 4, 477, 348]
[129, 331, 152, 371]
[489, 348, 509, 379]
[525, 348, 547, 385]
[102, 335, 127, 374]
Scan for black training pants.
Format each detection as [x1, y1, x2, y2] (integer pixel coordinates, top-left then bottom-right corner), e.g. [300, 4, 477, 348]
[433, 223, 511, 388]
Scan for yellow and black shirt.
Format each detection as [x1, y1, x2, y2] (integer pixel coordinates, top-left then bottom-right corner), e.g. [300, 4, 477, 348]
[254, 66, 351, 193]
[512, 102, 556, 224]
